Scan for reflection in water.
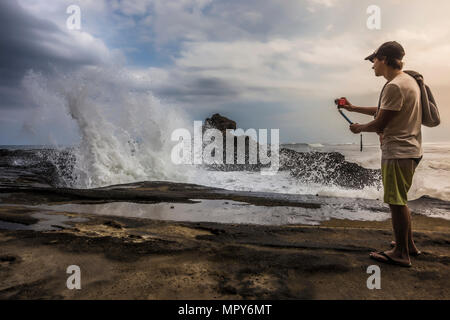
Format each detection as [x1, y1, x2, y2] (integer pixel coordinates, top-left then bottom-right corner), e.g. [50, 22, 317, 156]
[41, 199, 390, 226]
[0, 211, 87, 231]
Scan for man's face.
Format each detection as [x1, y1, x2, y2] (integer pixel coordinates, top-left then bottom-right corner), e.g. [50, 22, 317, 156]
[372, 57, 384, 77]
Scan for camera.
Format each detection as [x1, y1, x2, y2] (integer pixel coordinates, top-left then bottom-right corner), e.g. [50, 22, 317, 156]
[335, 98, 347, 107]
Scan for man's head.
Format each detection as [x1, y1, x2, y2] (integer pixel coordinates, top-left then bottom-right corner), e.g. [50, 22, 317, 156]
[365, 41, 405, 77]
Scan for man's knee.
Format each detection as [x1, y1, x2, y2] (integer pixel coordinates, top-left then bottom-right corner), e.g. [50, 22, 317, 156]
[389, 204, 408, 214]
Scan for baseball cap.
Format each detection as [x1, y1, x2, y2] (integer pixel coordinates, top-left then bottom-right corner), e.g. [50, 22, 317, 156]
[365, 41, 405, 62]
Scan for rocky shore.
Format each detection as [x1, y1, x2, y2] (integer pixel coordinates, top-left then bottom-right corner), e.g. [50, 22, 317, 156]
[0, 114, 381, 190]
[0, 181, 449, 299]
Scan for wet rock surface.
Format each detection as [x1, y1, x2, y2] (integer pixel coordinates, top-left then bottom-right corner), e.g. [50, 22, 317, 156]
[1, 111, 381, 192]
[0, 203, 448, 299]
[0, 148, 75, 187]
[0, 180, 448, 299]
[203, 113, 237, 134]
[283, 149, 381, 189]
[201, 114, 381, 189]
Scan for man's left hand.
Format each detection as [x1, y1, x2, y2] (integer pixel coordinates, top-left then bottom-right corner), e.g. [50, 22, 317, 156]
[350, 123, 363, 134]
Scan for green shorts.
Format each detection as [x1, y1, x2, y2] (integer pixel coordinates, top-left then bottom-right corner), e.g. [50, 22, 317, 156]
[381, 158, 421, 206]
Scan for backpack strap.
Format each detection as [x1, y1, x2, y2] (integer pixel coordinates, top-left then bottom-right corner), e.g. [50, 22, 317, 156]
[375, 81, 390, 119]
[404, 70, 424, 84]
[376, 70, 422, 117]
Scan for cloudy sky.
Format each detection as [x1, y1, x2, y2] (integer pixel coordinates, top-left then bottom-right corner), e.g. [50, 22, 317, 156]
[1, 0, 449, 145]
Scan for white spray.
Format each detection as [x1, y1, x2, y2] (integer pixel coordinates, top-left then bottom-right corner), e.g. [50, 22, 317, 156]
[23, 66, 191, 188]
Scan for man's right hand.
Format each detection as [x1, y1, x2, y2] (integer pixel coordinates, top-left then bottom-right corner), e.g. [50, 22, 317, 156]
[378, 132, 384, 145]
[336, 97, 355, 112]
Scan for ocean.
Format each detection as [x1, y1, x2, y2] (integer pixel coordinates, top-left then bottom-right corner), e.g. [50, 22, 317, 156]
[2, 142, 449, 202]
[2, 141, 450, 225]
[2, 69, 448, 223]
[184, 142, 450, 203]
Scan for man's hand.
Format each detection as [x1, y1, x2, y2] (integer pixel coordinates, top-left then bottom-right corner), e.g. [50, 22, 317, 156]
[378, 132, 384, 145]
[350, 123, 363, 134]
[336, 97, 355, 112]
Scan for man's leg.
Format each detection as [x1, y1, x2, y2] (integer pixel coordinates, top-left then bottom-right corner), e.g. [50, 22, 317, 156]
[388, 204, 411, 264]
[391, 206, 420, 254]
[406, 206, 420, 254]
[370, 204, 411, 266]
[371, 158, 416, 266]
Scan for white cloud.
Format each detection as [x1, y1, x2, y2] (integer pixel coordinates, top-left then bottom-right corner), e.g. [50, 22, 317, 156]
[6, 0, 450, 143]
[146, 35, 375, 107]
[111, 0, 150, 16]
[307, 0, 340, 7]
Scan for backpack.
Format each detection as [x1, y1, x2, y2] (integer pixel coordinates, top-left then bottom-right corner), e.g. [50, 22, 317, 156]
[376, 70, 440, 127]
[404, 70, 440, 127]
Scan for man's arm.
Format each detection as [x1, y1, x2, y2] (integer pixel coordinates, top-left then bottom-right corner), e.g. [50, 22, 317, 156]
[337, 98, 378, 116]
[349, 109, 397, 133]
[345, 105, 378, 116]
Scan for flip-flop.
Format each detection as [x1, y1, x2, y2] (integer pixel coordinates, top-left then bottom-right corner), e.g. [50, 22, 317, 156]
[370, 251, 412, 268]
[390, 241, 422, 256]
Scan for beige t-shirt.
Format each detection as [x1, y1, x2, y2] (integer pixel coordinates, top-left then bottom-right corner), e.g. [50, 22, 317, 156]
[379, 72, 423, 159]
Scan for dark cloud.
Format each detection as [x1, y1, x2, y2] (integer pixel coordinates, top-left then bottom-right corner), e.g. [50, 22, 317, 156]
[0, 1, 109, 110]
[2, 0, 450, 145]
[0, 85, 34, 109]
[0, 1, 52, 87]
[156, 76, 240, 103]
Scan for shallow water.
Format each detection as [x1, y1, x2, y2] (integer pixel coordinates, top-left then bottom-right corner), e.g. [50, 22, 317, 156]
[0, 210, 88, 231]
[39, 198, 390, 226]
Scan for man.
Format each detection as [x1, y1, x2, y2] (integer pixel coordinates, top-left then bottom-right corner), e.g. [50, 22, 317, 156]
[339, 41, 423, 267]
